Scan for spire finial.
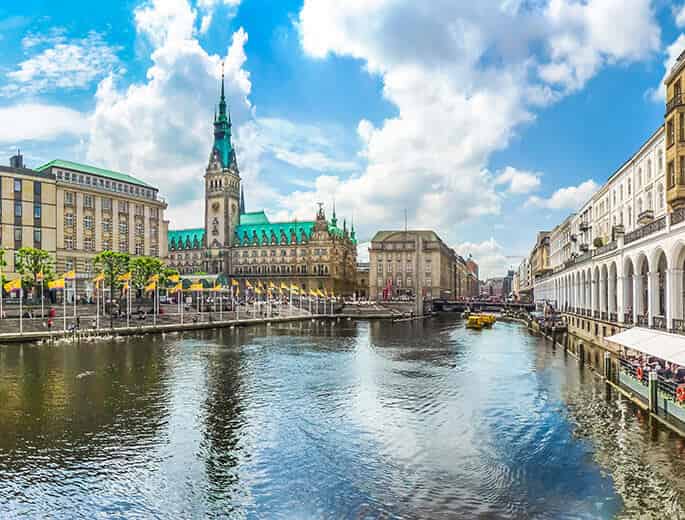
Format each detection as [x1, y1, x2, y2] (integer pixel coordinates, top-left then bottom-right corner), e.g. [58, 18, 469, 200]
[331, 200, 337, 226]
[240, 184, 245, 214]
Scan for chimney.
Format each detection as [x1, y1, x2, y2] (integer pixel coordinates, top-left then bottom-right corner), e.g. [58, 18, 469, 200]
[9, 149, 24, 169]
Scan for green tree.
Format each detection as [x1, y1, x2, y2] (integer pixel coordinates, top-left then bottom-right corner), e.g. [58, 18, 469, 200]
[0, 248, 7, 289]
[94, 250, 130, 328]
[15, 247, 55, 299]
[130, 256, 164, 290]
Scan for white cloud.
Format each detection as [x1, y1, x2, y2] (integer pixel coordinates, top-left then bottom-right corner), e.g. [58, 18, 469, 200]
[293, 0, 659, 245]
[3, 30, 122, 96]
[649, 34, 685, 102]
[526, 179, 599, 210]
[0, 104, 88, 143]
[454, 238, 514, 279]
[675, 4, 685, 28]
[494, 166, 541, 194]
[540, 0, 660, 93]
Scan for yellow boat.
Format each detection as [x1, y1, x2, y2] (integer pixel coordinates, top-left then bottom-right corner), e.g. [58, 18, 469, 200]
[479, 313, 496, 327]
[466, 315, 486, 329]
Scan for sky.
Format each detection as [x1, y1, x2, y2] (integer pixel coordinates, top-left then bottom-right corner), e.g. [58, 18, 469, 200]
[0, 0, 683, 278]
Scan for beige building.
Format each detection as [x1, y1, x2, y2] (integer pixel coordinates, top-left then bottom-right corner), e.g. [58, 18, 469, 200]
[34, 159, 168, 294]
[0, 160, 57, 276]
[368, 230, 456, 300]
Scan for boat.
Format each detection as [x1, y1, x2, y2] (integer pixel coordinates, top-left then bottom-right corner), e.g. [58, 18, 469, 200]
[479, 313, 496, 327]
[466, 315, 486, 330]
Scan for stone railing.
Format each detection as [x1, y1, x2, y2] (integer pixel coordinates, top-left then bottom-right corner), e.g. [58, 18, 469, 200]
[624, 313, 633, 325]
[593, 310, 600, 319]
[667, 92, 685, 114]
[600, 311, 608, 321]
[652, 316, 667, 330]
[593, 241, 617, 257]
[624, 216, 666, 245]
[610, 312, 617, 323]
[637, 315, 649, 327]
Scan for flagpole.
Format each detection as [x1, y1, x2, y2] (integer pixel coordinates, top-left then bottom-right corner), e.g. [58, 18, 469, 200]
[0, 263, 3, 320]
[127, 284, 130, 328]
[154, 283, 158, 326]
[63, 284, 66, 331]
[181, 288, 184, 325]
[73, 278, 76, 326]
[96, 280, 100, 329]
[19, 287, 23, 334]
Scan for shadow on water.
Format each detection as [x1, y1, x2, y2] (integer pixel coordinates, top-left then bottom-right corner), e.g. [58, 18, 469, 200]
[2, 317, 685, 517]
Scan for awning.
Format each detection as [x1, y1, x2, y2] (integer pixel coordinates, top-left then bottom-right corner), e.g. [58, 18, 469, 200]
[606, 327, 685, 366]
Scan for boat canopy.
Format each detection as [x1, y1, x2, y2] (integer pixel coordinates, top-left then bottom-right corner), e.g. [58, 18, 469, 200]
[606, 327, 685, 365]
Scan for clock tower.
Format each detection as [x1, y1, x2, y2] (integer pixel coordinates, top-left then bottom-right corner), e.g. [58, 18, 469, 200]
[204, 69, 240, 275]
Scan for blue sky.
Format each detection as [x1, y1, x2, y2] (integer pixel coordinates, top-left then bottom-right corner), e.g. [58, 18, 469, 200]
[0, 0, 683, 277]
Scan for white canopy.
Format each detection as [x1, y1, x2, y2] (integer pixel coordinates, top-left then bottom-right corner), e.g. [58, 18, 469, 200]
[606, 327, 685, 366]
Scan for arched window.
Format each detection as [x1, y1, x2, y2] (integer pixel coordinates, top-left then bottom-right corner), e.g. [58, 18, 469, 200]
[658, 150, 664, 173]
[638, 168, 642, 187]
[647, 159, 652, 180]
[638, 197, 643, 215]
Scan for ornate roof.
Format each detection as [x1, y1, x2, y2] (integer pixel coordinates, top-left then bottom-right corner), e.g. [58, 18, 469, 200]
[36, 159, 154, 188]
[168, 228, 205, 250]
[235, 211, 315, 246]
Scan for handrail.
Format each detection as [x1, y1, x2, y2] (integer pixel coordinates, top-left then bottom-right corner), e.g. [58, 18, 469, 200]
[624, 216, 666, 245]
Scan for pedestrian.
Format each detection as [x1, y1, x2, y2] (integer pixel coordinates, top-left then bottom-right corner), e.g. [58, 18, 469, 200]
[76, 316, 80, 330]
[47, 318, 53, 331]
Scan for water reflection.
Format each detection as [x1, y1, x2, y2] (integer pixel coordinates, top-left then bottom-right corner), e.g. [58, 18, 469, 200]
[2, 318, 685, 517]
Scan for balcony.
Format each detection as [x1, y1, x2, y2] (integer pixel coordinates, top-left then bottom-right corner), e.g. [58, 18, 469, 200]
[579, 243, 589, 252]
[637, 209, 654, 226]
[570, 234, 577, 242]
[579, 222, 591, 232]
[637, 315, 649, 327]
[624, 216, 666, 245]
[666, 92, 685, 115]
[609, 312, 618, 323]
[652, 316, 667, 330]
[624, 313, 633, 325]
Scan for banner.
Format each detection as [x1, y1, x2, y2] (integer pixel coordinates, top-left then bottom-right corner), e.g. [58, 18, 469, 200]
[93, 272, 105, 283]
[148, 274, 160, 283]
[144, 281, 156, 292]
[117, 272, 132, 282]
[48, 278, 65, 290]
[168, 274, 180, 283]
[64, 270, 76, 280]
[231, 279, 239, 286]
[4, 278, 21, 292]
[170, 282, 183, 293]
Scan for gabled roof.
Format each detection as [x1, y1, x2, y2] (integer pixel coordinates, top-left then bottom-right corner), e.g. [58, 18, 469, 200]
[168, 228, 205, 250]
[235, 220, 316, 246]
[36, 159, 154, 189]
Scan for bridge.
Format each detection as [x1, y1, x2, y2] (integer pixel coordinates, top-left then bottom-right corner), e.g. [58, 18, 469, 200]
[431, 299, 536, 313]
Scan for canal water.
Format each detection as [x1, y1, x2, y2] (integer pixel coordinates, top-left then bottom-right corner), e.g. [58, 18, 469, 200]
[2, 317, 685, 519]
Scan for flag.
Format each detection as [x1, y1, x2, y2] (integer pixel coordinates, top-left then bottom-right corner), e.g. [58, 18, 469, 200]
[231, 279, 239, 286]
[290, 284, 299, 295]
[117, 272, 132, 282]
[48, 278, 65, 290]
[4, 278, 21, 292]
[316, 289, 324, 297]
[280, 282, 288, 290]
[212, 284, 223, 292]
[170, 282, 182, 293]
[323, 288, 328, 297]
[330, 290, 335, 298]
[122, 282, 129, 292]
[64, 270, 76, 280]
[255, 287, 262, 295]
[309, 289, 316, 297]
[93, 272, 105, 283]
[145, 281, 156, 292]
[246, 280, 253, 289]
[148, 274, 160, 283]
[189, 282, 203, 291]
[36, 271, 44, 282]
[269, 281, 276, 289]
[168, 274, 180, 283]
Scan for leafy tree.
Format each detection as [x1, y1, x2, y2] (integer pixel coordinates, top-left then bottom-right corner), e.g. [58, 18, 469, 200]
[0, 248, 7, 289]
[130, 256, 164, 290]
[15, 247, 55, 298]
[94, 250, 130, 327]
[161, 266, 180, 287]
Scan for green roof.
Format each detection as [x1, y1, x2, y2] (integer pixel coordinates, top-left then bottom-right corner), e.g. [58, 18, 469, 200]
[239, 211, 270, 225]
[235, 219, 316, 246]
[35, 159, 154, 189]
[168, 228, 205, 250]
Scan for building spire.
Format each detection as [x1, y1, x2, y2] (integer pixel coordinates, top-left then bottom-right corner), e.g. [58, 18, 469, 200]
[331, 200, 337, 227]
[240, 184, 245, 214]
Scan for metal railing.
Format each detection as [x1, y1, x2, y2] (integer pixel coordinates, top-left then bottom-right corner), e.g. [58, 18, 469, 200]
[624, 216, 666, 245]
[593, 241, 617, 257]
[652, 316, 667, 330]
[673, 207, 685, 226]
[673, 318, 685, 335]
[667, 92, 685, 114]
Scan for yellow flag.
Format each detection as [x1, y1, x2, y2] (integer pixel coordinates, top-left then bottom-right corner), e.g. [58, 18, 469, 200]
[48, 278, 65, 290]
[231, 278, 239, 286]
[123, 282, 129, 291]
[148, 274, 160, 283]
[269, 281, 276, 289]
[330, 290, 335, 298]
[168, 274, 180, 283]
[36, 271, 44, 282]
[145, 281, 156, 292]
[64, 270, 76, 280]
[189, 282, 203, 291]
[280, 282, 288, 290]
[323, 288, 328, 297]
[170, 282, 182, 293]
[212, 284, 223, 292]
[246, 280, 253, 289]
[4, 278, 21, 292]
[93, 272, 105, 283]
[117, 271, 132, 282]
[255, 287, 262, 295]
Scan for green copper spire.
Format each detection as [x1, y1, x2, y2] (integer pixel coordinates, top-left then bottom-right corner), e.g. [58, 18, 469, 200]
[331, 201, 337, 227]
[212, 64, 233, 168]
[351, 218, 356, 240]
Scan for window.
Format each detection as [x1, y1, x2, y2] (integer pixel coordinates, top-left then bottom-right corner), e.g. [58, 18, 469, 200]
[135, 204, 144, 216]
[34, 181, 41, 197]
[103, 239, 112, 250]
[638, 168, 642, 188]
[647, 159, 652, 180]
[13, 179, 21, 192]
[119, 238, 128, 252]
[34, 204, 41, 219]
[119, 201, 128, 213]
[135, 222, 144, 235]
[33, 229, 41, 246]
[14, 201, 21, 218]
[628, 178, 631, 196]
[65, 237, 73, 250]
[103, 219, 112, 233]
[150, 207, 158, 218]
[84, 194, 94, 209]
[84, 238, 94, 251]
[135, 243, 144, 255]
[658, 183, 665, 211]
[102, 198, 112, 211]
[659, 150, 664, 172]
[65, 191, 74, 206]
[84, 215, 93, 230]
[119, 220, 128, 235]
[65, 258, 74, 271]
[668, 120, 675, 147]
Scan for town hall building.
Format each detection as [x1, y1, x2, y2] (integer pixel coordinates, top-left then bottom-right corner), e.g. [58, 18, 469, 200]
[167, 74, 358, 295]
